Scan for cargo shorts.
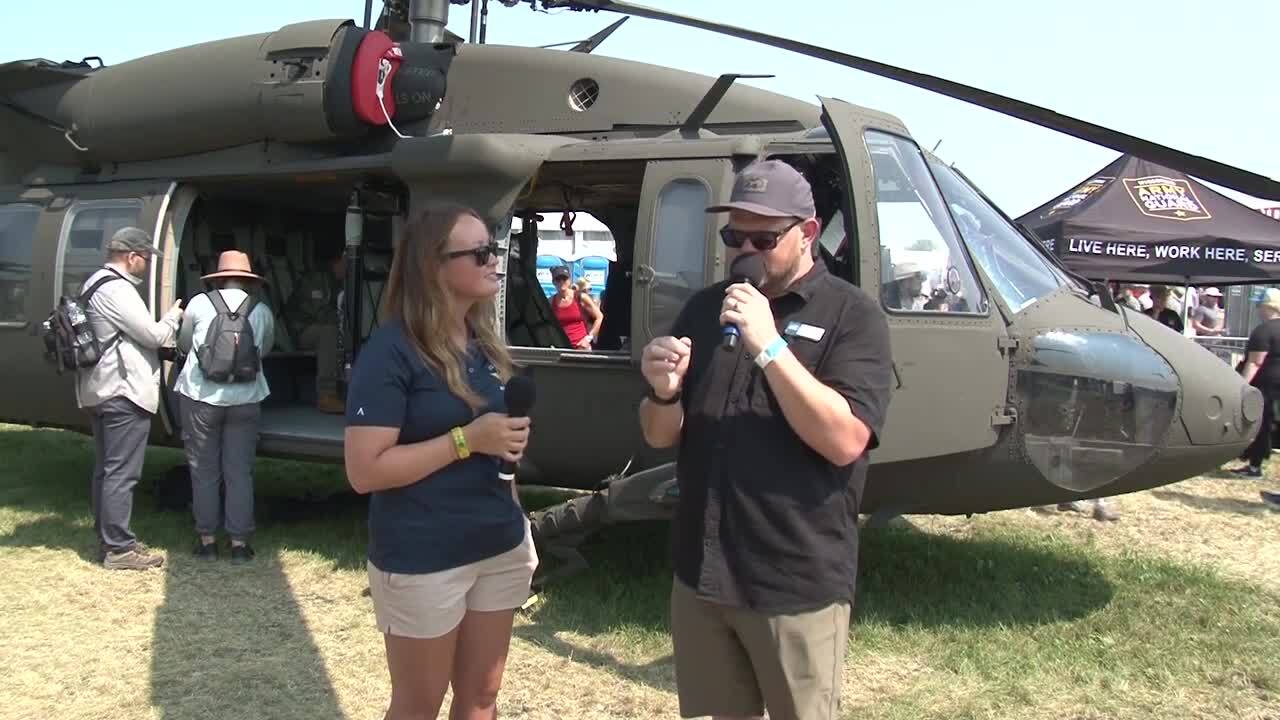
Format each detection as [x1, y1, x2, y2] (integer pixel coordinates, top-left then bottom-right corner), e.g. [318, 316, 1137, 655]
[670, 577, 851, 720]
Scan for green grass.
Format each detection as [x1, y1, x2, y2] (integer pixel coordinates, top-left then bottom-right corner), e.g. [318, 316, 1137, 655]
[0, 422, 1277, 719]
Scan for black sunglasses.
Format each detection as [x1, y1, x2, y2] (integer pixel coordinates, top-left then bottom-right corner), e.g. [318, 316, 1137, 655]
[443, 241, 500, 266]
[719, 218, 802, 251]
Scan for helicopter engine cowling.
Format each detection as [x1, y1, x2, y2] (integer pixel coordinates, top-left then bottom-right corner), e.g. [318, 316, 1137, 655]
[50, 19, 452, 163]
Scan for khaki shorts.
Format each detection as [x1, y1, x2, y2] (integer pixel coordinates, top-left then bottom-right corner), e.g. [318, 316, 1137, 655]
[367, 520, 539, 639]
[670, 578, 850, 720]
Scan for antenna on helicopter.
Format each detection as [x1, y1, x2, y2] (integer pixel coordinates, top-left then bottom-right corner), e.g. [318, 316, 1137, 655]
[680, 73, 773, 138]
[537, 17, 628, 52]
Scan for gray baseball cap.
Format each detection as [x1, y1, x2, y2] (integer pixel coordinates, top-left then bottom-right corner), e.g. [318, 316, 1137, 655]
[106, 227, 162, 257]
[706, 159, 816, 219]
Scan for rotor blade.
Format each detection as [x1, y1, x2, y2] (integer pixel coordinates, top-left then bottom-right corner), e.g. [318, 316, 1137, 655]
[570, 16, 628, 52]
[543, 0, 1280, 201]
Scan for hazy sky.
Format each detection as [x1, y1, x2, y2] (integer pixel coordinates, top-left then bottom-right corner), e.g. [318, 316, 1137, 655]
[6, 0, 1277, 217]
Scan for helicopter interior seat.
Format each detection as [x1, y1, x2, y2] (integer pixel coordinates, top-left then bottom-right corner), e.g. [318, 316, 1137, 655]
[504, 218, 572, 349]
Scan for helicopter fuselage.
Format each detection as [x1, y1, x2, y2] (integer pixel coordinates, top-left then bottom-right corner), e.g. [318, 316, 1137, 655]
[0, 18, 1262, 517]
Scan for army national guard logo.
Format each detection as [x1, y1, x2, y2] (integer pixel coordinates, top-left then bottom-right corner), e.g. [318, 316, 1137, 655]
[1045, 176, 1112, 217]
[1123, 175, 1212, 221]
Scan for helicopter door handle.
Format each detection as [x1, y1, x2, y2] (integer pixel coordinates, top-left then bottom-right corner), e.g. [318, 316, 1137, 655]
[635, 264, 656, 285]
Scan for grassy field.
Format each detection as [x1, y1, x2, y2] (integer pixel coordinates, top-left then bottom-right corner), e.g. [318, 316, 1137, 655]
[0, 422, 1278, 720]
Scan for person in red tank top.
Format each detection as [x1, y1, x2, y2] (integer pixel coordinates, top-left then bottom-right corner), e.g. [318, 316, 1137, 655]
[549, 265, 602, 349]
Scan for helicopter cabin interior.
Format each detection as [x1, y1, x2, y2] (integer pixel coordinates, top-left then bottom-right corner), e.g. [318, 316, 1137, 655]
[144, 122, 1036, 466]
[148, 145, 855, 455]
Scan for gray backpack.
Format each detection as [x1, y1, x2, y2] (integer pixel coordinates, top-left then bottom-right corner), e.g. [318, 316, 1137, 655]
[195, 291, 260, 383]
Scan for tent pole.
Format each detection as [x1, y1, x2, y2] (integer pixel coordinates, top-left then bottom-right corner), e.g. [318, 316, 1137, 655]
[1182, 280, 1192, 336]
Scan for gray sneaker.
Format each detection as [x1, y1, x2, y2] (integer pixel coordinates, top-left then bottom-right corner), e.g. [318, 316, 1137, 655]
[1092, 501, 1120, 522]
[103, 545, 164, 570]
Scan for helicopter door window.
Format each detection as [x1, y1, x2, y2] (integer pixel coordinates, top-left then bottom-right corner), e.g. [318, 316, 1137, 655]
[864, 130, 985, 315]
[0, 203, 39, 325]
[56, 200, 144, 301]
[928, 158, 1063, 313]
[650, 178, 710, 335]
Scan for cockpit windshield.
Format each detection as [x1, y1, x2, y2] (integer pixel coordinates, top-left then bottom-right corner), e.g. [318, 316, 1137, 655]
[865, 130, 986, 315]
[928, 158, 1067, 312]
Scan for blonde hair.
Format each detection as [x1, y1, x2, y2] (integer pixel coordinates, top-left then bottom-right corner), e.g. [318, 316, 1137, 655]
[383, 203, 513, 413]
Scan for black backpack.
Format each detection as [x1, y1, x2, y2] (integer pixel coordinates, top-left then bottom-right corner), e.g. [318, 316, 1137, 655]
[195, 291, 260, 383]
[40, 269, 125, 374]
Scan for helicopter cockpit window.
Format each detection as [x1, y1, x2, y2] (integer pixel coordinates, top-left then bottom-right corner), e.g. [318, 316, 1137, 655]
[1017, 330, 1178, 493]
[650, 178, 709, 335]
[0, 204, 39, 324]
[928, 158, 1062, 313]
[57, 200, 144, 301]
[864, 130, 985, 315]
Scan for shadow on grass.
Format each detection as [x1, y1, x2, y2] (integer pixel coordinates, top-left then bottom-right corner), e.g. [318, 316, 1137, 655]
[0, 425, 368, 570]
[512, 517, 1115, 691]
[1149, 489, 1271, 516]
[0, 425, 358, 720]
[149, 547, 348, 720]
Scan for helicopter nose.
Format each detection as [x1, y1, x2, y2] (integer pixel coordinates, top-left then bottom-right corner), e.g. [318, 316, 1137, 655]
[1125, 313, 1262, 461]
[1013, 316, 1261, 501]
[1134, 320, 1260, 443]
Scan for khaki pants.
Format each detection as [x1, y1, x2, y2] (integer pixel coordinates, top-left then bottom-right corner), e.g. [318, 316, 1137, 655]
[670, 578, 850, 720]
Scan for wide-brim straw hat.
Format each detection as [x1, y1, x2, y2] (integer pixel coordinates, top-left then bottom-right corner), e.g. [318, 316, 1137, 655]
[202, 250, 263, 281]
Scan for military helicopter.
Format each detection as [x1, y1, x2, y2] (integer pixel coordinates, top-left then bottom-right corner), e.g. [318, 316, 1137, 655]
[2, 0, 1274, 581]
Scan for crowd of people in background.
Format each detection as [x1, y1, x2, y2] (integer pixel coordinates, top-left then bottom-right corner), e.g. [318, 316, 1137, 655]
[1110, 282, 1226, 336]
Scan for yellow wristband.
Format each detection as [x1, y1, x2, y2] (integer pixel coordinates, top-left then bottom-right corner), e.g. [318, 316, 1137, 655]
[450, 426, 470, 460]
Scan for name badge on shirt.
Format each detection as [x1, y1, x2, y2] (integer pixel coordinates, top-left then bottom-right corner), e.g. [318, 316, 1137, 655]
[784, 321, 826, 342]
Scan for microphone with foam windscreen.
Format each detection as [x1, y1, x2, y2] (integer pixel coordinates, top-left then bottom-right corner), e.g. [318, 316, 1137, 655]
[498, 375, 536, 482]
[722, 253, 767, 351]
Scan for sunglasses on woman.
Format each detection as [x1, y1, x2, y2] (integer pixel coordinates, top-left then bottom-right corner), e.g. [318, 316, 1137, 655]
[718, 218, 802, 251]
[443, 241, 500, 266]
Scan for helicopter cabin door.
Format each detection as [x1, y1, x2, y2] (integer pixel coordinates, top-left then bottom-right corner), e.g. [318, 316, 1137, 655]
[631, 158, 735, 359]
[818, 97, 1013, 463]
[30, 180, 177, 432]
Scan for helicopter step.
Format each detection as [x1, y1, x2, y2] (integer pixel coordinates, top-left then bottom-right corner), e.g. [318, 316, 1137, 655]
[526, 460, 678, 591]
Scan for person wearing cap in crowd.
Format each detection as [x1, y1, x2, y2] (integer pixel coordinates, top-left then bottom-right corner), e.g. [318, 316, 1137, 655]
[638, 159, 894, 720]
[77, 227, 185, 570]
[1231, 288, 1280, 479]
[175, 250, 275, 562]
[1191, 287, 1225, 336]
[549, 264, 602, 349]
[1145, 285, 1184, 333]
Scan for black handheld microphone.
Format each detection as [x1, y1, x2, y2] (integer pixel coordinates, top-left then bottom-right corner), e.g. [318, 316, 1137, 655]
[721, 253, 767, 351]
[498, 375, 536, 482]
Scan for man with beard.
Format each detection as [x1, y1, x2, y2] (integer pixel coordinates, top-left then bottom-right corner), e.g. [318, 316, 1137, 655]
[638, 160, 894, 720]
[77, 227, 185, 570]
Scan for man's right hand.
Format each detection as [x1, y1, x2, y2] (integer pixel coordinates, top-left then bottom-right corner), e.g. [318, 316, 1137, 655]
[166, 299, 183, 319]
[642, 336, 692, 400]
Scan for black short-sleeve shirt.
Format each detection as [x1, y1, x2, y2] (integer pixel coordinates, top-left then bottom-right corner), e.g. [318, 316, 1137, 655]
[345, 322, 525, 574]
[666, 261, 894, 613]
[1246, 318, 1280, 389]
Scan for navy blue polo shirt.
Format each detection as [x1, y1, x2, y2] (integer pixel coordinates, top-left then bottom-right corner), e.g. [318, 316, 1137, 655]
[345, 322, 526, 574]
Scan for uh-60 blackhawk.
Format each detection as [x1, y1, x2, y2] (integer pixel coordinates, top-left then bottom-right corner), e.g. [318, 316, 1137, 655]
[2, 0, 1275, 585]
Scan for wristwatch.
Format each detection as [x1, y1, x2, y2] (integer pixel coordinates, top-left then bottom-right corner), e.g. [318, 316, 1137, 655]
[647, 386, 681, 405]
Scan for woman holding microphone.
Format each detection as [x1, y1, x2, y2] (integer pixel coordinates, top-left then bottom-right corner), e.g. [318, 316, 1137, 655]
[344, 202, 538, 720]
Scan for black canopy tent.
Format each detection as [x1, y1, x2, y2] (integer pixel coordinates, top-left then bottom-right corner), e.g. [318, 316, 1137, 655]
[1017, 154, 1280, 287]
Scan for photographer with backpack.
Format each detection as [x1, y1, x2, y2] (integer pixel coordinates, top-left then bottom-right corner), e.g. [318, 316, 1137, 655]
[71, 227, 184, 570]
[174, 251, 275, 562]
